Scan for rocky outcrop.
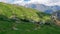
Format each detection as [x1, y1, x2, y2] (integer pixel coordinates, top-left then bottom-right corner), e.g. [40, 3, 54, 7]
[52, 11, 60, 25]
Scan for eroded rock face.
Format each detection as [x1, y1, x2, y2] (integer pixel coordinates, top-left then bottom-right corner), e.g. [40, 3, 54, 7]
[57, 12, 60, 21]
[52, 11, 60, 25]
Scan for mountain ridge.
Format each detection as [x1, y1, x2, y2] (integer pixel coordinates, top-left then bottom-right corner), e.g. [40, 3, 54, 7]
[24, 3, 60, 14]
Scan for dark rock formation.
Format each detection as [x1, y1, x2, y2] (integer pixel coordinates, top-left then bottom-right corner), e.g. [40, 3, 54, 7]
[52, 11, 60, 25]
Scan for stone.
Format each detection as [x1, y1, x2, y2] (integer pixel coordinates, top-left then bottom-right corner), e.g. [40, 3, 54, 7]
[34, 28, 38, 30]
[15, 21, 20, 23]
[12, 27, 19, 30]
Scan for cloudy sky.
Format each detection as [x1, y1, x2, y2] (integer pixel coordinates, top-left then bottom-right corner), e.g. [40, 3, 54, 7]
[0, 0, 60, 6]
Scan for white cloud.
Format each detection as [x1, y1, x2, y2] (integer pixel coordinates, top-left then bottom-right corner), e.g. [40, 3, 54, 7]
[12, 0, 60, 6]
[0, 0, 7, 2]
[0, 0, 60, 6]
[0, 0, 15, 3]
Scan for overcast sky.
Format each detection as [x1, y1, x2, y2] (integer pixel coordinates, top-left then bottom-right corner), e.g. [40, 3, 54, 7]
[0, 0, 60, 6]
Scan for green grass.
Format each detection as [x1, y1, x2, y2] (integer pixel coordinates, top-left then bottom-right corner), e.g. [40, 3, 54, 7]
[0, 2, 60, 34]
[0, 20, 60, 34]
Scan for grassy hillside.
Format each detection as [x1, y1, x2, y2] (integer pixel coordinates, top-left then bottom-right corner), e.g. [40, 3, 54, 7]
[0, 2, 60, 34]
[0, 2, 41, 22]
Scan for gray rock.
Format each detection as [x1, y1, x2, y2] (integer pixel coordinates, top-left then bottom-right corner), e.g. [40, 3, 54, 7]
[12, 27, 19, 30]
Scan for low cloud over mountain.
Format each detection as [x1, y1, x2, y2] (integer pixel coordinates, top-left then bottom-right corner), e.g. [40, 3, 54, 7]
[0, 0, 60, 6]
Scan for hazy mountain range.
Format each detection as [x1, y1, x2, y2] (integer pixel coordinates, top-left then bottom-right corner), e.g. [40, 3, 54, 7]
[24, 3, 60, 14]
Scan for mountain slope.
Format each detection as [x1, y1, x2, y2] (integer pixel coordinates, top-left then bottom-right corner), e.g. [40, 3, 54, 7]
[0, 2, 41, 22]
